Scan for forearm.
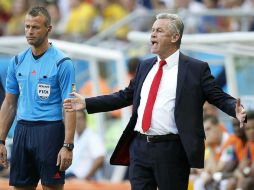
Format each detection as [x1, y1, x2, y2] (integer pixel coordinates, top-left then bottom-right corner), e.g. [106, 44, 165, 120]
[0, 100, 16, 140]
[64, 111, 76, 143]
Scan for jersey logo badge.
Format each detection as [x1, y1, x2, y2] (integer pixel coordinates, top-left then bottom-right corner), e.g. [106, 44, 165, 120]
[37, 83, 50, 100]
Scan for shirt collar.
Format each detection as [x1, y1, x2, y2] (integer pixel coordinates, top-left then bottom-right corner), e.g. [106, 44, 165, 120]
[157, 50, 180, 66]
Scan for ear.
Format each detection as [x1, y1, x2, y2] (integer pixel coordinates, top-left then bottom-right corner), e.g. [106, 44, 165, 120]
[171, 33, 180, 43]
[47, 25, 52, 33]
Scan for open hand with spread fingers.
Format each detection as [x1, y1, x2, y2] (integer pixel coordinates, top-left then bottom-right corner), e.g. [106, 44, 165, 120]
[63, 92, 86, 112]
[235, 98, 247, 128]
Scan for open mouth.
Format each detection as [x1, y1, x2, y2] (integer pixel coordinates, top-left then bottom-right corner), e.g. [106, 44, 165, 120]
[151, 40, 158, 46]
[151, 39, 156, 43]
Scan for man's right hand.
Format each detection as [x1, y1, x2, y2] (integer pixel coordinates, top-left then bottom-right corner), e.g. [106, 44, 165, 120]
[63, 92, 86, 112]
[0, 144, 8, 169]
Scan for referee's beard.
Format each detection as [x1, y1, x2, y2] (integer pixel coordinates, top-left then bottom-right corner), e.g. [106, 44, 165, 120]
[27, 31, 49, 48]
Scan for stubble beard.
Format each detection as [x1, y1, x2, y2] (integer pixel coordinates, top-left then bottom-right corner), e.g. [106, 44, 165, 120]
[27, 31, 48, 48]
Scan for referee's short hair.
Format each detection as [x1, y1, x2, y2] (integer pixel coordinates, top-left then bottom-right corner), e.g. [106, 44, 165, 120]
[28, 6, 51, 27]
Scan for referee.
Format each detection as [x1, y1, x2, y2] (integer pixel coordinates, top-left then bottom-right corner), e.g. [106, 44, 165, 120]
[0, 7, 76, 190]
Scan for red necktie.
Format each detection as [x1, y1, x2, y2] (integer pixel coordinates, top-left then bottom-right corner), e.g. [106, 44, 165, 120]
[142, 60, 167, 133]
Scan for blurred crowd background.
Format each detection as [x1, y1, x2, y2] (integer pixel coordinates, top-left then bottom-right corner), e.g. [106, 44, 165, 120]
[1, 0, 254, 41]
[1, 0, 254, 190]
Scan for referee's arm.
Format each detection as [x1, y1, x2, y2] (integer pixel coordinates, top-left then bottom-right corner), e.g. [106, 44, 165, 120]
[57, 110, 76, 171]
[0, 93, 18, 168]
[63, 111, 76, 145]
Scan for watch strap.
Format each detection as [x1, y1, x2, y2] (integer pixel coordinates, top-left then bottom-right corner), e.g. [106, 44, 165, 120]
[63, 143, 74, 151]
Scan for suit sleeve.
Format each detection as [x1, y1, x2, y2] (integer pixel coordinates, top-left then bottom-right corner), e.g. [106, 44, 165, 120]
[85, 80, 134, 113]
[85, 61, 142, 114]
[201, 62, 236, 117]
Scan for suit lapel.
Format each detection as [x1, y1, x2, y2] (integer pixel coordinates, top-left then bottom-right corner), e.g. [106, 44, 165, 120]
[175, 53, 189, 107]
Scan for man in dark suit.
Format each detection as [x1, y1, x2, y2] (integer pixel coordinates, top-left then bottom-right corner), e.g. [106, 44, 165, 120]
[64, 13, 246, 190]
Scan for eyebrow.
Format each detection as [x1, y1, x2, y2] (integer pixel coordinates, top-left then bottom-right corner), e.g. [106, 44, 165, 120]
[152, 27, 166, 32]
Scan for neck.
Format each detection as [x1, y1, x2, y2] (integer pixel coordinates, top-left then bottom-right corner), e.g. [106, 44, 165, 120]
[159, 48, 178, 60]
[32, 41, 50, 56]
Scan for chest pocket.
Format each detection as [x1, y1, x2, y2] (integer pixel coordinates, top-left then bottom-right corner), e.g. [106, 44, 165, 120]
[35, 75, 58, 104]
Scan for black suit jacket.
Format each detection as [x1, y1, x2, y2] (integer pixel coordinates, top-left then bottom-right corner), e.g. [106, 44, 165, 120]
[86, 53, 236, 168]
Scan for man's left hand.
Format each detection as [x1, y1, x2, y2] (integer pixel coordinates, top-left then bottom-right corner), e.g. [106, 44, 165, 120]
[56, 147, 73, 171]
[235, 98, 247, 128]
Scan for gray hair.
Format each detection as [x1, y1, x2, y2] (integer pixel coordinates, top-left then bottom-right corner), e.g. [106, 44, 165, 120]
[156, 13, 184, 47]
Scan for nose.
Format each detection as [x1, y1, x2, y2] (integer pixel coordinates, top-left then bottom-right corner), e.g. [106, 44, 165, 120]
[26, 27, 34, 34]
[28, 28, 34, 33]
[151, 31, 156, 38]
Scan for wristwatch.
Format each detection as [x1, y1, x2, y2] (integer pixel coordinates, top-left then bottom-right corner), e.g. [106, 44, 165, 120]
[63, 143, 74, 151]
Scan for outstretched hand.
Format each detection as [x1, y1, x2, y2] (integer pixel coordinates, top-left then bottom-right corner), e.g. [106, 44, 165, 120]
[235, 98, 247, 128]
[63, 92, 86, 112]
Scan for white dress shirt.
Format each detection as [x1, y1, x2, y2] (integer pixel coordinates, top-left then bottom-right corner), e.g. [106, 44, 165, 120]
[134, 50, 179, 135]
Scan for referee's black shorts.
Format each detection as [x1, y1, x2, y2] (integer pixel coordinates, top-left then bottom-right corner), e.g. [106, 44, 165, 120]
[10, 120, 65, 186]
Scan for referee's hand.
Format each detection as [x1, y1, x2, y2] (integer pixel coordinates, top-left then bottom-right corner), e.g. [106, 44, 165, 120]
[56, 147, 73, 171]
[0, 144, 8, 169]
